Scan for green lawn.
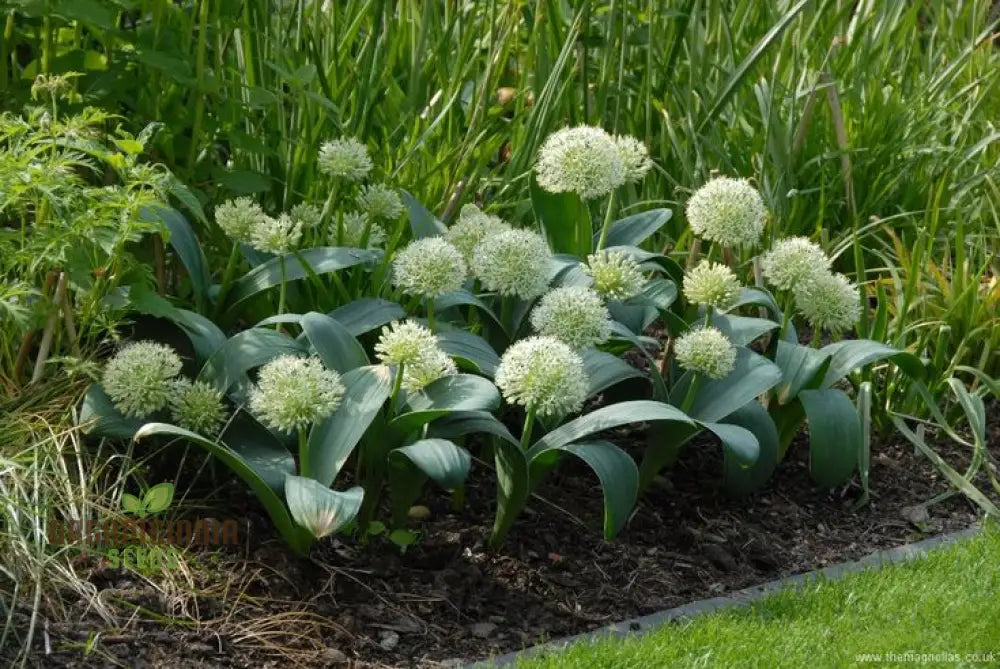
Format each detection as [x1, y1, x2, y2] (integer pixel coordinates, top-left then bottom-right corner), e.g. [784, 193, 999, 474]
[514, 525, 999, 668]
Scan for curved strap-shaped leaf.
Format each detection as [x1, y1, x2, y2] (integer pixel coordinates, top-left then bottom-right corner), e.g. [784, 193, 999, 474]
[225, 247, 381, 308]
[711, 313, 779, 348]
[731, 286, 783, 323]
[308, 365, 393, 486]
[330, 298, 406, 336]
[80, 385, 144, 438]
[401, 189, 447, 238]
[531, 400, 695, 454]
[285, 475, 363, 539]
[300, 311, 368, 373]
[819, 339, 925, 387]
[721, 401, 780, 497]
[531, 176, 590, 256]
[582, 348, 645, 398]
[434, 289, 505, 332]
[597, 208, 673, 248]
[697, 420, 759, 466]
[489, 438, 530, 550]
[668, 348, 783, 423]
[799, 388, 861, 488]
[427, 410, 519, 445]
[773, 340, 831, 405]
[128, 284, 226, 362]
[145, 206, 211, 300]
[134, 423, 309, 553]
[437, 330, 501, 377]
[388, 438, 471, 524]
[198, 328, 305, 400]
[391, 374, 501, 435]
[528, 440, 638, 540]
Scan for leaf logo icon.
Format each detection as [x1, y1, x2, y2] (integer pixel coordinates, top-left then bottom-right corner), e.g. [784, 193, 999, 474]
[121, 483, 175, 518]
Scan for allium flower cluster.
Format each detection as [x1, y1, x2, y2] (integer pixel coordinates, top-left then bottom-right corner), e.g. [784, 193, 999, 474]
[375, 320, 457, 392]
[215, 197, 268, 244]
[793, 272, 860, 335]
[102, 341, 183, 418]
[686, 177, 767, 248]
[614, 135, 652, 184]
[495, 336, 588, 418]
[318, 137, 372, 182]
[445, 204, 511, 264]
[249, 213, 303, 255]
[249, 355, 345, 433]
[356, 183, 403, 221]
[332, 211, 385, 249]
[530, 286, 611, 351]
[169, 379, 227, 436]
[471, 228, 551, 299]
[392, 237, 467, 297]
[683, 260, 742, 310]
[289, 202, 322, 230]
[674, 327, 737, 380]
[583, 250, 646, 301]
[761, 237, 831, 292]
[535, 126, 626, 199]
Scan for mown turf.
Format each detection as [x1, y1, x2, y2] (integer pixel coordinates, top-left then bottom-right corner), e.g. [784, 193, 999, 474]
[514, 524, 999, 668]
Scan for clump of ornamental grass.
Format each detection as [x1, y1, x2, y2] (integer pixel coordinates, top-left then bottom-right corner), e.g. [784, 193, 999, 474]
[318, 137, 372, 182]
[333, 211, 386, 249]
[215, 197, 268, 244]
[686, 176, 767, 248]
[392, 237, 467, 299]
[168, 378, 227, 436]
[793, 272, 861, 337]
[495, 336, 588, 419]
[356, 183, 404, 221]
[683, 260, 742, 310]
[445, 204, 511, 265]
[530, 286, 611, 351]
[583, 250, 646, 301]
[471, 228, 551, 299]
[102, 341, 183, 418]
[249, 355, 345, 433]
[535, 126, 626, 199]
[375, 320, 457, 393]
[249, 214, 302, 255]
[674, 327, 737, 380]
[761, 237, 832, 292]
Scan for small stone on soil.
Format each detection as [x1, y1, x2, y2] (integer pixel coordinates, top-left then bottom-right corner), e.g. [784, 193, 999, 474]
[470, 622, 497, 638]
[379, 630, 400, 651]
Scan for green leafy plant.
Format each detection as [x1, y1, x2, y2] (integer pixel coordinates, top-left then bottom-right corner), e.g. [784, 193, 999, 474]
[121, 482, 174, 519]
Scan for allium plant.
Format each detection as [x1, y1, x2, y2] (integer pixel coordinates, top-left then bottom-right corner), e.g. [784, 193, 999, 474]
[249, 214, 303, 255]
[530, 286, 611, 351]
[375, 320, 456, 396]
[686, 176, 767, 249]
[674, 327, 737, 381]
[582, 250, 646, 301]
[356, 183, 404, 222]
[318, 137, 372, 182]
[471, 228, 551, 300]
[333, 211, 386, 249]
[683, 260, 742, 310]
[535, 126, 625, 199]
[761, 237, 831, 292]
[495, 336, 588, 424]
[793, 272, 861, 339]
[168, 378, 227, 436]
[614, 135, 652, 184]
[102, 341, 183, 418]
[289, 203, 323, 231]
[392, 237, 467, 327]
[216, 197, 267, 244]
[445, 204, 511, 265]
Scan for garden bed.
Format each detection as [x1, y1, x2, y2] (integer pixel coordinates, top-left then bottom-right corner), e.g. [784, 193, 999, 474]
[16, 415, 993, 669]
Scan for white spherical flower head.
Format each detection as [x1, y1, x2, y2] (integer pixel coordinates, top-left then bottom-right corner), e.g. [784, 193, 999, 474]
[169, 378, 227, 436]
[402, 349, 458, 393]
[445, 204, 512, 264]
[356, 183, 404, 221]
[333, 211, 385, 249]
[471, 228, 551, 299]
[686, 176, 767, 248]
[495, 336, 588, 418]
[215, 197, 267, 244]
[792, 272, 861, 335]
[318, 137, 372, 182]
[683, 260, 742, 310]
[374, 320, 440, 367]
[674, 327, 737, 380]
[535, 126, 626, 199]
[583, 250, 646, 300]
[102, 341, 183, 418]
[393, 237, 467, 298]
[761, 237, 832, 292]
[250, 214, 302, 255]
[614, 134, 652, 184]
[289, 202, 322, 230]
[249, 355, 345, 433]
[530, 286, 612, 351]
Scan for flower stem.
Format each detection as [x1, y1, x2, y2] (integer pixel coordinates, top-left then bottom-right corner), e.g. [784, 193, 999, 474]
[595, 190, 617, 252]
[297, 427, 310, 478]
[214, 245, 242, 318]
[390, 362, 405, 409]
[680, 374, 701, 414]
[276, 255, 287, 330]
[426, 296, 435, 331]
[520, 407, 537, 450]
[500, 296, 513, 336]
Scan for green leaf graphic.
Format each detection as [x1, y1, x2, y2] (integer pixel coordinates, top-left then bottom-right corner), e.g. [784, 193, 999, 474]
[143, 482, 175, 514]
[122, 493, 143, 515]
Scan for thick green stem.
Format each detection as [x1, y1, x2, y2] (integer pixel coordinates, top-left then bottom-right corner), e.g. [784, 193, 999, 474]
[390, 362, 405, 408]
[520, 407, 537, 451]
[595, 190, 617, 251]
[276, 255, 287, 328]
[426, 297, 435, 331]
[680, 374, 701, 414]
[297, 427, 310, 478]
[500, 296, 513, 336]
[214, 244, 242, 317]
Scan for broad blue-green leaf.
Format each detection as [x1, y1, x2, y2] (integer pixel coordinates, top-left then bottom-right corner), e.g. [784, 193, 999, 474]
[300, 312, 368, 373]
[392, 374, 501, 434]
[198, 329, 305, 400]
[435, 290, 505, 332]
[284, 475, 363, 539]
[819, 339, 925, 387]
[389, 438, 472, 524]
[128, 285, 226, 361]
[308, 365, 393, 486]
[721, 401, 780, 496]
[598, 208, 673, 247]
[330, 298, 405, 336]
[142, 206, 211, 300]
[219, 411, 297, 493]
[489, 439, 530, 549]
[401, 189, 447, 238]
[731, 286, 783, 322]
[773, 341, 831, 404]
[712, 313, 779, 347]
[226, 247, 380, 308]
[531, 400, 694, 453]
[437, 330, 500, 377]
[799, 388, 861, 487]
[697, 420, 759, 466]
[581, 348, 645, 397]
[80, 385, 144, 438]
[427, 410, 519, 445]
[531, 176, 590, 256]
[669, 348, 782, 423]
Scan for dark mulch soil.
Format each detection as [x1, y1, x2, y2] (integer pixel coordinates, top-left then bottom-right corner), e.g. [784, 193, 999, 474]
[8, 412, 995, 668]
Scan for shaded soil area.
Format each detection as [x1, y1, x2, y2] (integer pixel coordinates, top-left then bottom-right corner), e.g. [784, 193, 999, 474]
[6, 415, 994, 668]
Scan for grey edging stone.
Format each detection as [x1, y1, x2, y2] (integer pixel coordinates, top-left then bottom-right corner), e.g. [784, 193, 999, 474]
[470, 524, 981, 667]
